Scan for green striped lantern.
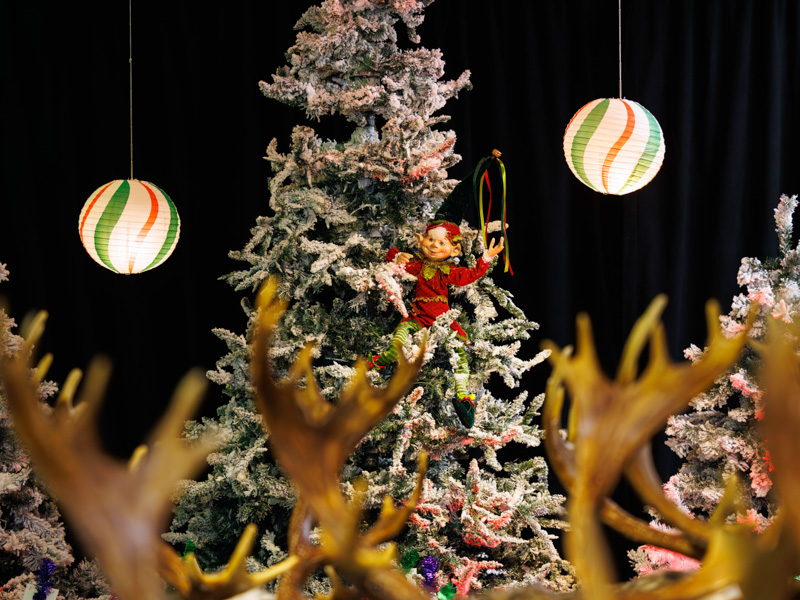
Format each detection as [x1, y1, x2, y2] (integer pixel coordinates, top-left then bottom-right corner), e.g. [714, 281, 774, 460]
[563, 98, 665, 195]
[78, 179, 180, 274]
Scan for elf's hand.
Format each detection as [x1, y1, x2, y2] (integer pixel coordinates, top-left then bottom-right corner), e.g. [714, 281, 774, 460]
[484, 236, 505, 260]
[395, 252, 413, 265]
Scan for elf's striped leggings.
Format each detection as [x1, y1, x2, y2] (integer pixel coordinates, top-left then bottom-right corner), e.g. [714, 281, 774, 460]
[372, 320, 471, 397]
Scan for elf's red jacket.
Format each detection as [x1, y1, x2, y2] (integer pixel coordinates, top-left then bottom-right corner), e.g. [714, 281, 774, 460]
[386, 248, 490, 339]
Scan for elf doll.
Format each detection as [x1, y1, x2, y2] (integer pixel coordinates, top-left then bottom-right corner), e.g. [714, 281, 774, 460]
[366, 151, 510, 428]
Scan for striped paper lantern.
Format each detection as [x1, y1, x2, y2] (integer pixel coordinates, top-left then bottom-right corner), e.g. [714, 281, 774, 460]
[563, 98, 665, 195]
[78, 179, 180, 274]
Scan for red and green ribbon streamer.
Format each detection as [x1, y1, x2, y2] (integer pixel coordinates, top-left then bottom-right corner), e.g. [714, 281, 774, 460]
[473, 152, 512, 274]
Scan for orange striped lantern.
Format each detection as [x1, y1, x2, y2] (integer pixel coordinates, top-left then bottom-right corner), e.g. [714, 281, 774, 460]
[78, 179, 180, 274]
[563, 98, 665, 195]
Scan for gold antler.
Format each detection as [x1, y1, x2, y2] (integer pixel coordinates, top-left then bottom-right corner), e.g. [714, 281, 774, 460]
[250, 278, 429, 600]
[541, 296, 751, 599]
[1, 312, 220, 600]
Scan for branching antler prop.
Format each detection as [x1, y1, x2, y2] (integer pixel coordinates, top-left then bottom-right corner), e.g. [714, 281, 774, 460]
[541, 296, 755, 600]
[250, 278, 429, 600]
[0, 312, 218, 600]
[0, 313, 296, 600]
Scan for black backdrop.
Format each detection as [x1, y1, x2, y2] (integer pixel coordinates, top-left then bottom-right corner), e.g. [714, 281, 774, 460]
[2, 0, 799, 528]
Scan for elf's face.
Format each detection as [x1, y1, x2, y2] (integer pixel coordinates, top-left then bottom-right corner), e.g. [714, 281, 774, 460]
[415, 226, 461, 262]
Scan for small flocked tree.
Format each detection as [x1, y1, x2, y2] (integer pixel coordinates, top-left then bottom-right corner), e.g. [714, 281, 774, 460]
[629, 195, 798, 574]
[168, 1, 574, 595]
[0, 263, 111, 600]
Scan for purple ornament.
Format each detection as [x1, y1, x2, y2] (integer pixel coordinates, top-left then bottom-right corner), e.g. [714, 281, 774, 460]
[420, 555, 440, 589]
[33, 558, 56, 600]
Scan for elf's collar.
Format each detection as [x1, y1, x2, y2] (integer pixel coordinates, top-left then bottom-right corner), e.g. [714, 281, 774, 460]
[416, 254, 454, 280]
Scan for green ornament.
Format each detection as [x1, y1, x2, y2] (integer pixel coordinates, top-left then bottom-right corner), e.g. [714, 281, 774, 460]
[183, 540, 196, 557]
[437, 583, 457, 599]
[401, 548, 420, 572]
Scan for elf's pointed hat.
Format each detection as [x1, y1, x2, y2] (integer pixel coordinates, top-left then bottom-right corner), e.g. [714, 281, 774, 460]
[429, 149, 512, 274]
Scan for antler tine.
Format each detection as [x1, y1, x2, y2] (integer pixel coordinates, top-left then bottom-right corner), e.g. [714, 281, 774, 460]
[615, 295, 668, 385]
[69, 355, 113, 431]
[53, 367, 86, 419]
[287, 343, 332, 425]
[34, 351, 53, 382]
[1, 320, 222, 600]
[147, 367, 209, 443]
[19, 309, 48, 358]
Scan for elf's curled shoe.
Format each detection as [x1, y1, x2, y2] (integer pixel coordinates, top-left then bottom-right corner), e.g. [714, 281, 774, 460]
[452, 394, 476, 428]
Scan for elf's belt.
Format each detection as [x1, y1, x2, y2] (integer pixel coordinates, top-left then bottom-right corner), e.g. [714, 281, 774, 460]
[413, 295, 448, 304]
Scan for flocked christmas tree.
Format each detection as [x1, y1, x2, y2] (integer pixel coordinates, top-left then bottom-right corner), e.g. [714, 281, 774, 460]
[628, 195, 798, 574]
[168, 1, 574, 595]
[0, 263, 111, 600]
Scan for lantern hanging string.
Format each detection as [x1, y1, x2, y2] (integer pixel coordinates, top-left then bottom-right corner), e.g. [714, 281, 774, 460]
[129, 0, 134, 180]
[618, 0, 623, 98]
